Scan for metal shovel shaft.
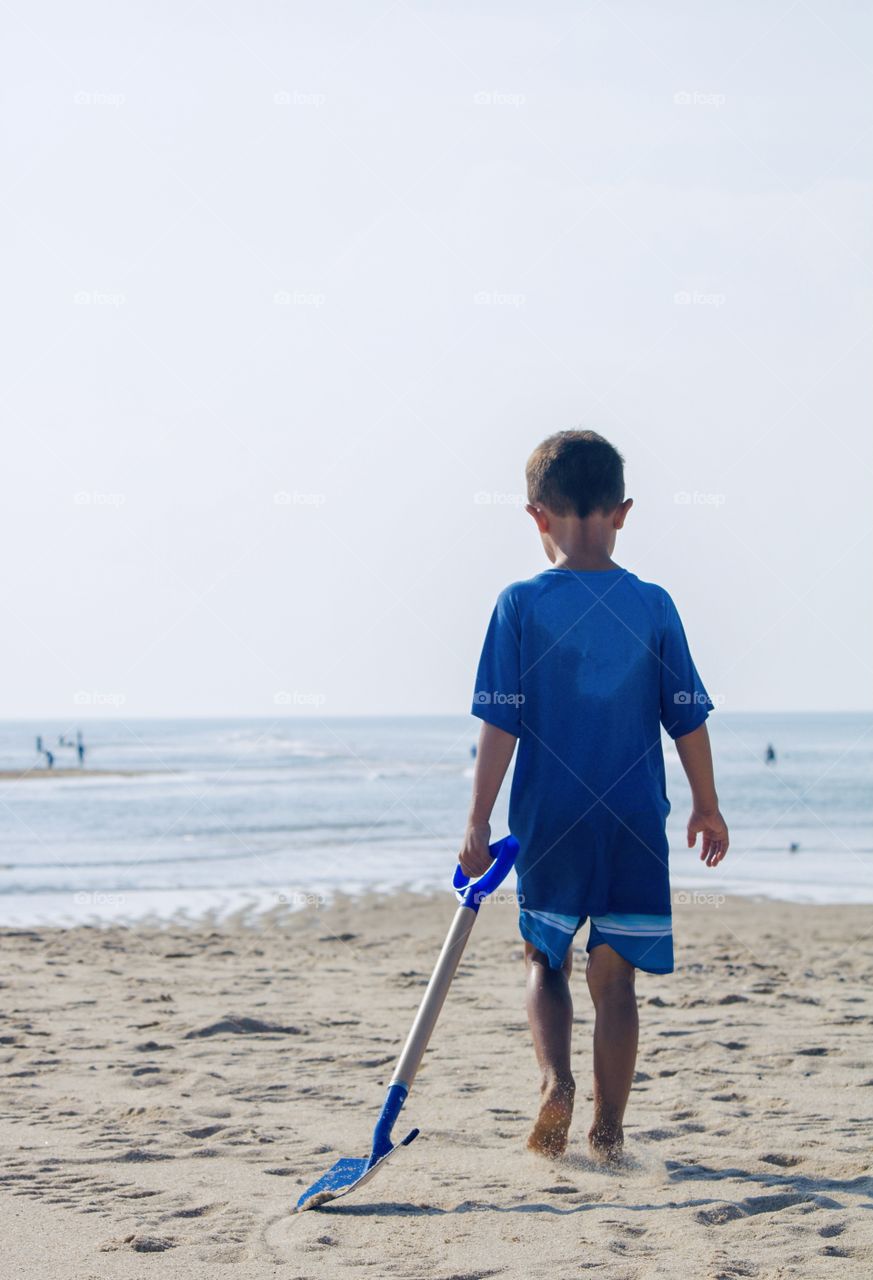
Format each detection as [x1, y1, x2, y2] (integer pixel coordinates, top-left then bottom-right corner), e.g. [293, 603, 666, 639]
[389, 902, 478, 1092]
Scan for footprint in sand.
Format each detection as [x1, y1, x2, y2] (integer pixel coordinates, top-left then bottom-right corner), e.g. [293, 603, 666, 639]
[184, 1015, 305, 1038]
[696, 1191, 830, 1226]
[819, 1222, 847, 1238]
[0, 1156, 167, 1218]
[183, 1123, 225, 1139]
[163, 1203, 223, 1220]
[128, 1235, 176, 1253]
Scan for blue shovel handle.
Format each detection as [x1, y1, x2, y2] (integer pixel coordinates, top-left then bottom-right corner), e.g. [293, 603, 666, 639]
[453, 834, 519, 912]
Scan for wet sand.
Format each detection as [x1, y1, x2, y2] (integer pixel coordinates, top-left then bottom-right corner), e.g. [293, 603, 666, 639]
[0, 769, 159, 780]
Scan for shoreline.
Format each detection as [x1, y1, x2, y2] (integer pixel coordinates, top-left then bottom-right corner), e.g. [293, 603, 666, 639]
[2, 876, 872, 933]
[0, 768, 167, 780]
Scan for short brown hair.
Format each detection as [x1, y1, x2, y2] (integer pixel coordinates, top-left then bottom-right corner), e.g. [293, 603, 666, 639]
[526, 430, 625, 518]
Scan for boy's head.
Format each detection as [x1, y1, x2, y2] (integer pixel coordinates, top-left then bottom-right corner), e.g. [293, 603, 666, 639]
[525, 430, 632, 563]
[525, 430, 625, 518]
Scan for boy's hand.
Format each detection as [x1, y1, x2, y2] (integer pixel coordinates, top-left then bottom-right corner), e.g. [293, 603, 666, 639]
[458, 821, 493, 878]
[687, 807, 729, 867]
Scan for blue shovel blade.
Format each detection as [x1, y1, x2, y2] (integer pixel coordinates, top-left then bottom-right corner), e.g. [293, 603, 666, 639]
[296, 1128, 419, 1212]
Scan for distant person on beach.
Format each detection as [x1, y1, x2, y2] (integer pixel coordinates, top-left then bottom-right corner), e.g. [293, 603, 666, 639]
[458, 430, 728, 1161]
[44, 749, 54, 769]
[765, 743, 776, 764]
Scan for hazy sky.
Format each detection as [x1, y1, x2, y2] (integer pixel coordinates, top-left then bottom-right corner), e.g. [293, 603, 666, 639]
[2, 1, 871, 718]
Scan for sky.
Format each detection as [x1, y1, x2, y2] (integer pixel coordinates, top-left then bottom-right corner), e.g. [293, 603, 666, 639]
[2, 0, 871, 718]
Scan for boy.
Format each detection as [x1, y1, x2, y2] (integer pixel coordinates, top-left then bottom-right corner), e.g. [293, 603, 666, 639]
[458, 430, 728, 1160]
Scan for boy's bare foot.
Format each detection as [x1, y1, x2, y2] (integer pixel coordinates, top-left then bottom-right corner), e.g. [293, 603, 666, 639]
[527, 1076, 575, 1157]
[588, 1121, 624, 1162]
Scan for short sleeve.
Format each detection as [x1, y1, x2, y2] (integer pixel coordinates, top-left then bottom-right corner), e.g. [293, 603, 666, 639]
[471, 588, 523, 737]
[658, 591, 713, 739]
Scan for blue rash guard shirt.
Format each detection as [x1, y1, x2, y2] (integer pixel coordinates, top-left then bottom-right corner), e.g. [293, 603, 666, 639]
[471, 567, 713, 922]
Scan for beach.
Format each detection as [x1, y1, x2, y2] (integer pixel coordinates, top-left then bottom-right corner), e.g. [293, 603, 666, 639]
[2, 891, 872, 1279]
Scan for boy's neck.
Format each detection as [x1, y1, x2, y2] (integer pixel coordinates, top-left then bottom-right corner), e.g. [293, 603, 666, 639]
[551, 550, 619, 571]
[547, 519, 618, 572]
[532, 504, 626, 572]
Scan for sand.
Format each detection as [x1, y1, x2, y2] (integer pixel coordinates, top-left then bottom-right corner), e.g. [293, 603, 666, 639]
[2, 892, 873, 1279]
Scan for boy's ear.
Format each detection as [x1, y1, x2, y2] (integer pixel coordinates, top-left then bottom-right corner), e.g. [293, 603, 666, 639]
[613, 498, 633, 529]
[525, 503, 550, 533]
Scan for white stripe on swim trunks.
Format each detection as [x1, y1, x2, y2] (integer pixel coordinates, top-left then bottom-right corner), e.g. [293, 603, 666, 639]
[523, 909, 578, 935]
[593, 915, 672, 937]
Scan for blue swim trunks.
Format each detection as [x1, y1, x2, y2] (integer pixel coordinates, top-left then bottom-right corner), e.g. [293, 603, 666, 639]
[519, 906, 674, 974]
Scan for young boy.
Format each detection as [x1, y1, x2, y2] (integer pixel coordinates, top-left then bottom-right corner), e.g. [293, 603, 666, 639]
[458, 430, 728, 1160]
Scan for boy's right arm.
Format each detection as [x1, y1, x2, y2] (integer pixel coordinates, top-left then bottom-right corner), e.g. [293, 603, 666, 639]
[458, 721, 518, 877]
[674, 722, 729, 867]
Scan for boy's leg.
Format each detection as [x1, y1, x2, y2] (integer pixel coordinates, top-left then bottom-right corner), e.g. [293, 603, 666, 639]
[585, 942, 638, 1157]
[524, 941, 575, 1157]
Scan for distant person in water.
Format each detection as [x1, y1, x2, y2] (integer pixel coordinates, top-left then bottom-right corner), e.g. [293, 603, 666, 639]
[765, 744, 776, 764]
[458, 430, 728, 1161]
[44, 749, 54, 769]
[36, 735, 43, 754]
[77, 740, 86, 766]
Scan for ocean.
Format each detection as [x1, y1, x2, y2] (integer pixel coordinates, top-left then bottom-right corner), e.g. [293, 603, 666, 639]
[0, 714, 870, 926]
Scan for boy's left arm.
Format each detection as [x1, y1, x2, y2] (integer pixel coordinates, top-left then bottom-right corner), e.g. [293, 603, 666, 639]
[674, 722, 729, 867]
[458, 721, 518, 877]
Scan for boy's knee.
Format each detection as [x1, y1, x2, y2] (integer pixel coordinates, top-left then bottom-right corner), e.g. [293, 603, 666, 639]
[586, 945, 635, 1002]
[524, 940, 573, 977]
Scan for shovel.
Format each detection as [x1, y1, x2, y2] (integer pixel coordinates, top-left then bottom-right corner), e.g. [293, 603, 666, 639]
[296, 833, 519, 1211]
